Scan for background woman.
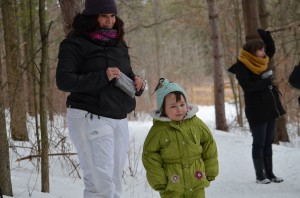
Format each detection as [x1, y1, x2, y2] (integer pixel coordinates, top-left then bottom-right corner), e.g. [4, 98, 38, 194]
[228, 29, 285, 184]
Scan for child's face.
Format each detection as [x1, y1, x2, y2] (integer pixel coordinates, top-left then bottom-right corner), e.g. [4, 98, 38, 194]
[164, 93, 188, 121]
[255, 48, 265, 59]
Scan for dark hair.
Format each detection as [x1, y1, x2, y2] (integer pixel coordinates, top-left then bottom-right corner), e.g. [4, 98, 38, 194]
[242, 39, 265, 55]
[160, 91, 187, 117]
[68, 13, 125, 43]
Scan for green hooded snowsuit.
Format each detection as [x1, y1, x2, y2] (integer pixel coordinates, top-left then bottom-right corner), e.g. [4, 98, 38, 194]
[142, 105, 219, 198]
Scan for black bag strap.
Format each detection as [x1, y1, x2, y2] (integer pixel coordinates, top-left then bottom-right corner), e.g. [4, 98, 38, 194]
[288, 64, 300, 89]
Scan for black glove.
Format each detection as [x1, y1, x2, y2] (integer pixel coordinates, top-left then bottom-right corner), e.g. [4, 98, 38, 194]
[257, 28, 270, 37]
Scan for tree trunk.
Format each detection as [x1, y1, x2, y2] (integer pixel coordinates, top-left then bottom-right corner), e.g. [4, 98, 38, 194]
[151, 0, 163, 78]
[206, 0, 228, 131]
[274, 116, 289, 143]
[0, 34, 13, 197]
[39, 0, 49, 192]
[233, 0, 244, 127]
[258, 0, 289, 143]
[258, 0, 269, 29]
[58, 0, 83, 35]
[28, 0, 41, 154]
[1, 0, 28, 141]
[21, 0, 38, 118]
[241, 0, 261, 41]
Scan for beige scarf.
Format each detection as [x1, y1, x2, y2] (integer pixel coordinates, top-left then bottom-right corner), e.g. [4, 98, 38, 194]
[238, 49, 269, 74]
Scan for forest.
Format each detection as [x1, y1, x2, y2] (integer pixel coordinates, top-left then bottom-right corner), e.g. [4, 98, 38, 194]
[0, 0, 300, 196]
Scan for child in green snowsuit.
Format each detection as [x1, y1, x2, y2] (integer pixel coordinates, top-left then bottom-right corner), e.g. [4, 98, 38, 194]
[142, 78, 219, 198]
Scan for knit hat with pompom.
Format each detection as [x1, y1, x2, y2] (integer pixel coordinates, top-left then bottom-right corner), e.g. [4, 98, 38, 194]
[155, 78, 188, 111]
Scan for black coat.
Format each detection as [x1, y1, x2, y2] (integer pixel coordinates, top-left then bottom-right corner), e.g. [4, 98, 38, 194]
[56, 34, 138, 119]
[228, 31, 285, 128]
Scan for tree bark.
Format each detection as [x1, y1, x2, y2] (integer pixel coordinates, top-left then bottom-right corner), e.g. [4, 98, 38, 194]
[1, 0, 28, 141]
[28, 0, 41, 154]
[151, 0, 163, 78]
[241, 0, 261, 41]
[206, 0, 228, 131]
[58, 0, 83, 35]
[39, 0, 50, 192]
[0, 31, 13, 197]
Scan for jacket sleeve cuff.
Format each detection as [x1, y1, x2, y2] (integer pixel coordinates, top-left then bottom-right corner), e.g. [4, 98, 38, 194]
[153, 184, 167, 191]
[206, 176, 215, 181]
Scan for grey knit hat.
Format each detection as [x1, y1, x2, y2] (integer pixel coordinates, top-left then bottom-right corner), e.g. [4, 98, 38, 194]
[82, 0, 117, 15]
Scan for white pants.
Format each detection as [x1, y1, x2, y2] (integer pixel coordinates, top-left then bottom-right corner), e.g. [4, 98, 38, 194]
[67, 108, 129, 198]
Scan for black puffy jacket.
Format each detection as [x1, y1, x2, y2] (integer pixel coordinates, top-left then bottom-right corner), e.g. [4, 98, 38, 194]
[56, 34, 138, 119]
[228, 31, 285, 128]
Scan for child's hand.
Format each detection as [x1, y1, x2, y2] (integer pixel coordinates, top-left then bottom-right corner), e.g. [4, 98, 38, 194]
[134, 75, 146, 91]
[106, 67, 120, 81]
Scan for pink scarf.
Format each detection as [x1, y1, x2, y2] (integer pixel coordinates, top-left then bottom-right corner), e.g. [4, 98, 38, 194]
[85, 29, 118, 41]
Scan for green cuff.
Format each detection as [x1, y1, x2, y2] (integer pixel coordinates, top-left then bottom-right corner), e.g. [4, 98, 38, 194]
[206, 176, 215, 181]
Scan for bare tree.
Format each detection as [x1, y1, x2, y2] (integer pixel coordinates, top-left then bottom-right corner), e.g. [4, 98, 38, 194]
[1, 0, 28, 141]
[20, 0, 38, 118]
[39, 0, 50, 192]
[0, 38, 13, 198]
[227, 0, 244, 127]
[206, 0, 228, 131]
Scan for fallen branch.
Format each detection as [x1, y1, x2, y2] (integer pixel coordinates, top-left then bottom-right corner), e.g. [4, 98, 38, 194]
[15, 152, 77, 162]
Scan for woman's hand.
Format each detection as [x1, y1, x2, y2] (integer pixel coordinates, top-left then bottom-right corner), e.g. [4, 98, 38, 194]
[106, 67, 120, 81]
[134, 75, 146, 91]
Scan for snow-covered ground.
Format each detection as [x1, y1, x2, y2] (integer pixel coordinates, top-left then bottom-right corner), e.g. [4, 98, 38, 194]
[4, 104, 300, 198]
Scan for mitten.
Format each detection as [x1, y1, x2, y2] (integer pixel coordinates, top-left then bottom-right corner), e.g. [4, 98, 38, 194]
[261, 70, 273, 80]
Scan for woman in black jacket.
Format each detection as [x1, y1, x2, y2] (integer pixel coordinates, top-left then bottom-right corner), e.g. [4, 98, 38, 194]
[56, 0, 145, 197]
[228, 29, 285, 184]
